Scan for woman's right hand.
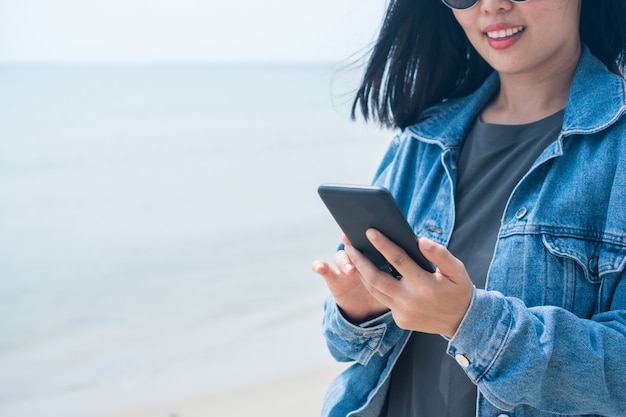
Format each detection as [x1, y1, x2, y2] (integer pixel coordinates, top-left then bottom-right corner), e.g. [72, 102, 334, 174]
[312, 235, 389, 323]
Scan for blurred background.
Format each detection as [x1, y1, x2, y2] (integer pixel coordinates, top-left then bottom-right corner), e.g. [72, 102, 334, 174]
[0, 1, 393, 416]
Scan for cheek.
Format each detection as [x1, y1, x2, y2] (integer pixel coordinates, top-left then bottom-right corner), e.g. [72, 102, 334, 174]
[536, 0, 580, 12]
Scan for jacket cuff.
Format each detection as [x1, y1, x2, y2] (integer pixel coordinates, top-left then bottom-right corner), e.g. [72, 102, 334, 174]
[323, 295, 408, 365]
[446, 288, 513, 383]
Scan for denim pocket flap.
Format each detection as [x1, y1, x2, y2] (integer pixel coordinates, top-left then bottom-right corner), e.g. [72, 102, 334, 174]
[542, 234, 626, 283]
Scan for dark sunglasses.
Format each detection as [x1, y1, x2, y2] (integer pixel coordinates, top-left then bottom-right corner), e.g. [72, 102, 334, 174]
[441, 0, 528, 11]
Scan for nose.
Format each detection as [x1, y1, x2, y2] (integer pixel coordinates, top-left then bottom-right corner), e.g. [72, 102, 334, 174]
[479, 0, 514, 13]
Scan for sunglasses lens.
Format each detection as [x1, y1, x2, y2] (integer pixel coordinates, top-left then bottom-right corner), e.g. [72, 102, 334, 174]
[442, 0, 478, 9]
[442, 0, 527, 9]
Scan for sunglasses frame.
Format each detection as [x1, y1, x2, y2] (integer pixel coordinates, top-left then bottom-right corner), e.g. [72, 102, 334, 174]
[441, 0, 529, 11]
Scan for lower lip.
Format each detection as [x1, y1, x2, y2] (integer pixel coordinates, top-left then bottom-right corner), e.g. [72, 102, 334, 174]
[486, 31, 523, 50]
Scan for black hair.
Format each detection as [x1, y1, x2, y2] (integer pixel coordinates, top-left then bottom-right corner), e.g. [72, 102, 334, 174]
[579, 0, 626, 75]
[352, 0, 626, 129]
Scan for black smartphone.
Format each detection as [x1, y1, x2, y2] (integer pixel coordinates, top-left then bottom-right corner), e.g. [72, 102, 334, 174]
[318, 183, 436, 277]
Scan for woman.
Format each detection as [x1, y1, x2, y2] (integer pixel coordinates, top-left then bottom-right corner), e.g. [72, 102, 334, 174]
[313, 0, 626, 416]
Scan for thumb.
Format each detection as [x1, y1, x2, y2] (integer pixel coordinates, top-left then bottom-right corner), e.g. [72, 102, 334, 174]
[418, 238, 468, 282]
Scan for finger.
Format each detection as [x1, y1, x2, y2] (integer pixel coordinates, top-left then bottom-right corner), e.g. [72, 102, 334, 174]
[334, 250, 356, 275]
[365, 228, 418, 279]
[341, 233, 353, 247]
[418, 238, 467, 282]
[312, 260, 340, 284]
[343, 244, 398, 304]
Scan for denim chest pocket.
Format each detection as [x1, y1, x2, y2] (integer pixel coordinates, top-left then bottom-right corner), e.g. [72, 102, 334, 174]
[541, 234, 626, 314]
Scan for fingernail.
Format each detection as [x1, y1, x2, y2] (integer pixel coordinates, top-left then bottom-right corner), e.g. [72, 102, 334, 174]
[366, 229, 378, 239]
[420, 238, 435, 250]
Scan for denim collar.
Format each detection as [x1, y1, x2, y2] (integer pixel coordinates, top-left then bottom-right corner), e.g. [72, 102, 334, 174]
[406, 45, 626, 148]
[563, 46, 626, 136]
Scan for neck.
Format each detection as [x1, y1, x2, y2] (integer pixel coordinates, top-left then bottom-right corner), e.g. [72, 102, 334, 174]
[481, 46, 580, 125]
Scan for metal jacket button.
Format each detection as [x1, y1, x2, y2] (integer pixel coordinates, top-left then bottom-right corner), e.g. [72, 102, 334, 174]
[515, 207, 528, 219]
[454, 353, 470, 368]
[588, 253, 599, 276]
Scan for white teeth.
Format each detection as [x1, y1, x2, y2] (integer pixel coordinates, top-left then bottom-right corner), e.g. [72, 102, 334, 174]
[486, 26, 525, 39]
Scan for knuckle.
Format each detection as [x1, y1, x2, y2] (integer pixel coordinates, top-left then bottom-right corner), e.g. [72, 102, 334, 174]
[390, 250, 408, 267]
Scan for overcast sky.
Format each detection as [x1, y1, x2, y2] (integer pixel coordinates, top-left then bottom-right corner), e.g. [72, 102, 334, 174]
[0, 0, 386, 64]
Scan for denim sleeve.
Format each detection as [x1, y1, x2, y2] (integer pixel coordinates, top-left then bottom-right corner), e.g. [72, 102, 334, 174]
[447, 285, 626, 415]
[322, 295, 409, 365]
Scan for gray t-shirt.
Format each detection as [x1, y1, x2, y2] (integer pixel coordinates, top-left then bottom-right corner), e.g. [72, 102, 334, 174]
[382, 109, 564, 417]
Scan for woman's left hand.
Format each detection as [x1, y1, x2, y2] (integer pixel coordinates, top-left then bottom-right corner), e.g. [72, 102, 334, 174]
[343, 229, 474, 338]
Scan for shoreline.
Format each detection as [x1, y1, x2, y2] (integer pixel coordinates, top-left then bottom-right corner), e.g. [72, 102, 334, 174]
[88, 362, 348, 417]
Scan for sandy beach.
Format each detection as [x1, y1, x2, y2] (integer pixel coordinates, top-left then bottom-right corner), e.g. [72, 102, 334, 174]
[89, 363, 348, 417]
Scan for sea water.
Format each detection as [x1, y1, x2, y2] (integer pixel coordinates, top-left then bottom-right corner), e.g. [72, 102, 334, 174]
[0, 64, 390, 416]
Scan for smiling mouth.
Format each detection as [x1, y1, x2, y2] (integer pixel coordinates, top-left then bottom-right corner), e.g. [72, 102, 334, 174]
[485, 25, 526, 40]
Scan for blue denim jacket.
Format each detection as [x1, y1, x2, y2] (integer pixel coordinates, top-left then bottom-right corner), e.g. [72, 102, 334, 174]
[321, 46, 626, 417]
